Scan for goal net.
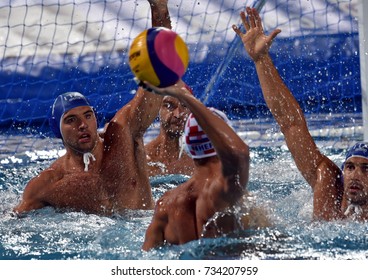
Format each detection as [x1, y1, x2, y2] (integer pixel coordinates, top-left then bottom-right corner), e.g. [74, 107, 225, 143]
[0, 0, 361, 157]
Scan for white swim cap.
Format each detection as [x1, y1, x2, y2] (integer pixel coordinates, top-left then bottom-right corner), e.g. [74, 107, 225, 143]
[184, 107, 230, 159]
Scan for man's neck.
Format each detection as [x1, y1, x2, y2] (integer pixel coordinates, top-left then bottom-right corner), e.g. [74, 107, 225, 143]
[156, 133, 181, 157]
[64, 138, 101, 171]
[344, 201, 368, 221]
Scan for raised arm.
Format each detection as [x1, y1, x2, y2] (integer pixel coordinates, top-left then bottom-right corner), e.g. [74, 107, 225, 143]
[232, 8, 339, 188]
[144, 81, 250, 188]
[148, 0, 172, 29]
[110, 0, 173, 137]
[141, 196, 167, 251]
[233, 7, 343, 220]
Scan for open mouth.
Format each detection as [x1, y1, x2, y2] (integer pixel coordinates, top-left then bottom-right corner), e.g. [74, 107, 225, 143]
[79, 133, 91, 143]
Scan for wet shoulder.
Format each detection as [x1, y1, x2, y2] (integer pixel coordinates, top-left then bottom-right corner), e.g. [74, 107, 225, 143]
[159, 179, 198, 207]
[102, 118, 134, 149]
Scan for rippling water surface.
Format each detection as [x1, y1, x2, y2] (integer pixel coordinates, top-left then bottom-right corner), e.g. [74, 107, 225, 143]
[1, 129, 368, 260]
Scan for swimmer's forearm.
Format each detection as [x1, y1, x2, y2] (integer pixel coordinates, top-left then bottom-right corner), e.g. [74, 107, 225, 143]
[149, 0, 171, 29]
[254, 55, 306, 130]
[121, 87, 163, 135]
[142, 220, 165, 251]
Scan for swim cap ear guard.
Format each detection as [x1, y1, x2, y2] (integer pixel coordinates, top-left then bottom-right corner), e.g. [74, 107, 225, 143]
[49, 92, 93, 139]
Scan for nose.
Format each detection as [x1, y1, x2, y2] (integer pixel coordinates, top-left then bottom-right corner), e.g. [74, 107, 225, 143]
[350, 167, 364, 179]
[174, 106, 189, 119]
[172, 107, 181, 118]
[78, 119, 88, 130]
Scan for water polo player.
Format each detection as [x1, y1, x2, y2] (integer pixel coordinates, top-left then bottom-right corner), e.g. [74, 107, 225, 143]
[13, 0, 171, 216]
[142, 82, 269, 250]
[233, 7, 368, 221]
[144, 83, 195, 177]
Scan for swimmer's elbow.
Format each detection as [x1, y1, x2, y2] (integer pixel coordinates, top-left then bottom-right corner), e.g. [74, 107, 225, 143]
[142, 216, 166, 251]
[142, 240, 161, 251]
[11, 210, 25, 218]
[141, 242, 152, 251]
[12, 205, 27, 218]
[142, 234, 164, 251]
[13, 199, 45, 216]
[223, 145, 249, 168]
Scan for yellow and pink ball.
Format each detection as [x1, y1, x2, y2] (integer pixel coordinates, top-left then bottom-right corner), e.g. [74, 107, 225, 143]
[129, 27, 189, 88]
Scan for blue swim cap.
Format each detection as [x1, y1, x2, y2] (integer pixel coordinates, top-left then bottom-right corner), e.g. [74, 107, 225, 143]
[342, 142, 368, 169]
[345, 142, 368, 161]
[49, 92, 92, 139]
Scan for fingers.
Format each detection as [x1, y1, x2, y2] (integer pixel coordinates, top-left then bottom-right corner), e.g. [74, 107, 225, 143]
[138, 81, 154, 93]
[232, 24, 242, 36]
[268, 29, 282, 41]
[141, 81, 166, 95]
[232, 10, 248, 37]
[133, 78, 155, 93]
[253, 7, 263, 32]
[233, 7, 259, 35]
[246, 7, 256, 29]
[240, 11, 249, 31]
[233, 6, 281, 42]
[141, 81, 189, 97]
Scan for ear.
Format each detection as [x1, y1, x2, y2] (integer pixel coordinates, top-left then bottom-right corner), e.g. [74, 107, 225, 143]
[49, 116, 62, 139]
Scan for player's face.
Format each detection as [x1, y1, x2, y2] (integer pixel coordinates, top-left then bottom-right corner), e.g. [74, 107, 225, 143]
[61, 106, 98, 153]
[343, 157, 368, 205]
[159, 96, 190, 138]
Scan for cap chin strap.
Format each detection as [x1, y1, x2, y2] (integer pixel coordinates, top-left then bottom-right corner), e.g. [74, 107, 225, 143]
[83, 152, 96, 172]
[63, 138, 98, 172]
[344, 203, 363, 218]
[178, 134, 185, 159]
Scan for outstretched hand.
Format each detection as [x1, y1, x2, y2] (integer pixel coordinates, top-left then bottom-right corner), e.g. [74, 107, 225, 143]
[232, 7, 281, 62]
[141, 80, 189, 98]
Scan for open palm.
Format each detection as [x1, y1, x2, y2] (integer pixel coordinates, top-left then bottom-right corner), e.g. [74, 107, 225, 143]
[233, 7, 281, 62]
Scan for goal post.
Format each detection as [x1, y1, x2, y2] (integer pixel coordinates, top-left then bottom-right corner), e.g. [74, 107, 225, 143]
[358, 0, 368, 141]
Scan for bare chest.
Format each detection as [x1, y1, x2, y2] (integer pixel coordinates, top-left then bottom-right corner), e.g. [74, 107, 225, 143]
[46, 173, 112, 214]
[46, 169, 152, 213]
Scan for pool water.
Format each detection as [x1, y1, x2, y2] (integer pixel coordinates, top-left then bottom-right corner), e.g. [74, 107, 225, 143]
[1, 130, 368, 260]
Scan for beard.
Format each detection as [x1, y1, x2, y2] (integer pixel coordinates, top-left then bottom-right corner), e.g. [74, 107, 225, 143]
[162, 122, 184, 139]
[63, 136, 97, 155]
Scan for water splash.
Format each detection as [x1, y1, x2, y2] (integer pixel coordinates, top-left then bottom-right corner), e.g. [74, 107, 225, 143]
[1, 141, 367, 259]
